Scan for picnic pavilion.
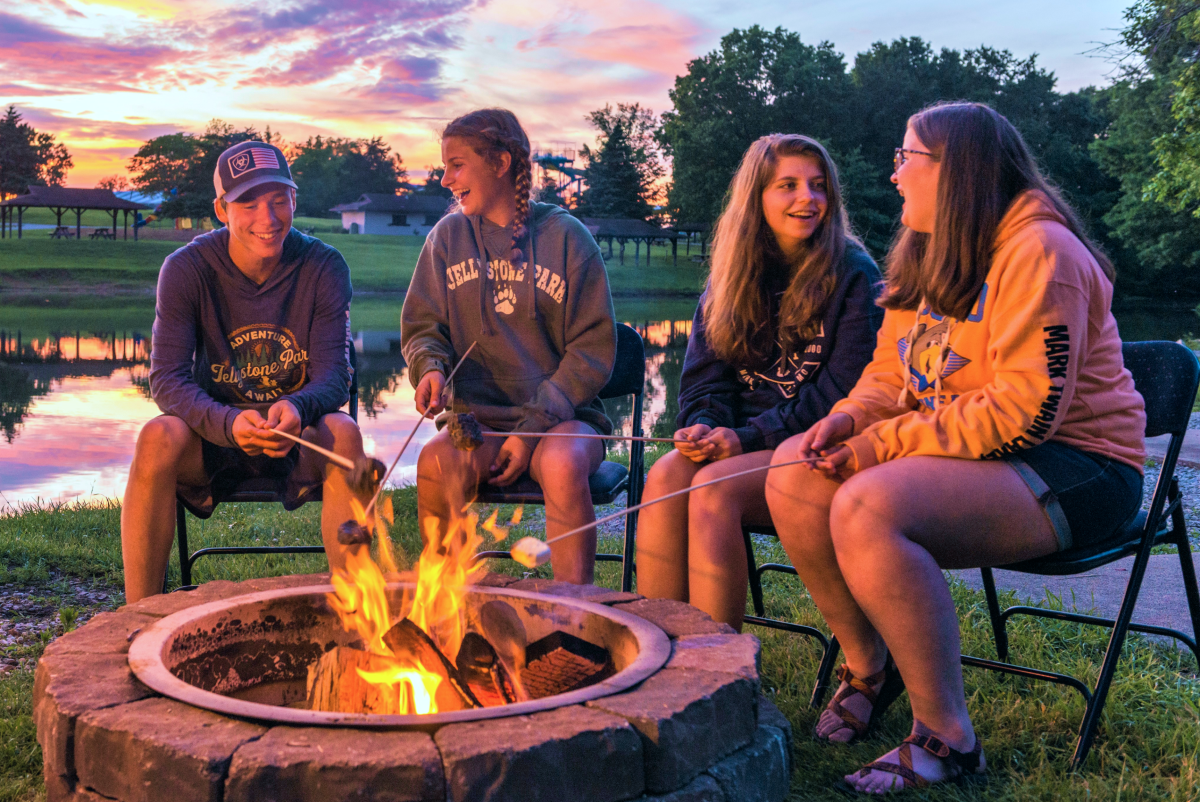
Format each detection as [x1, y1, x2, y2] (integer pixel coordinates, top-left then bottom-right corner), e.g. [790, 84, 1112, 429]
[0, 186, 153, 241]
[581, 217, 681, 264]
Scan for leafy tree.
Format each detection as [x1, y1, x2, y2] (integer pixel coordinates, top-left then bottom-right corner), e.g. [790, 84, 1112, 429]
[128, 120, 259, 220]
[577, 103, 665, 220]
[535, 175, 567, 206]
[1088, 1, 1200, 297]
[418, 165, 453, 198]
[0, 105, 72, 200]
[659, 27, 854, 228]
[96, 175, 129, 192]
[288, 136, 407, 218]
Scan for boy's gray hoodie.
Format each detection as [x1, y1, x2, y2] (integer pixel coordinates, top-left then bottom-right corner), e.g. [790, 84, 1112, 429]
[401, 202, 616, 435]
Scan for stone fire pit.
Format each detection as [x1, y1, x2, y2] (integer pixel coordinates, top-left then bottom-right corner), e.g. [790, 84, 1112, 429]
[36, 572, 793, 802]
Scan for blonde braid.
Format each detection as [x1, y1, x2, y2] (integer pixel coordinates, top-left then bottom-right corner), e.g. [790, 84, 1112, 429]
[510, 147, 533, 264]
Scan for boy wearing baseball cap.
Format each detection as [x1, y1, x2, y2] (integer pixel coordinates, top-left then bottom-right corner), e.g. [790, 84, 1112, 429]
[121, 141, 369, 602]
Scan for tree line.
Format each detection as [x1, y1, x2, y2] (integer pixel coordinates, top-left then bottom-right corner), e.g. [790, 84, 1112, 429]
[5, 1, 1200, 299]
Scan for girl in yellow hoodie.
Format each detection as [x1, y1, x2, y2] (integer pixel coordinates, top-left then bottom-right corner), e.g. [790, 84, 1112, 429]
[765, 102, 1145, 793]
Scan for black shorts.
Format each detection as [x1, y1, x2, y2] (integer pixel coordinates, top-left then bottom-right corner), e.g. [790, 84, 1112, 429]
[1004, 440, 1144, 552]
[176, 439, 321, 519]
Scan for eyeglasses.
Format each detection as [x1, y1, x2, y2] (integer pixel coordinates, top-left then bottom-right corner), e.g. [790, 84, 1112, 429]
[894, 147, 933, 172]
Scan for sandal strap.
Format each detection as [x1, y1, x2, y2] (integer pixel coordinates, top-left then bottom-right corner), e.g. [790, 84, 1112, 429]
[856, 743, 928, 789]
[826, 698, 868, 738]
[903, 733, 983, 773]
[835, 663, 885, 705]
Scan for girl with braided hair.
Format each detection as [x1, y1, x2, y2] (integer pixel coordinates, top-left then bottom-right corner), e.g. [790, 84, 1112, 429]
[401, 108, 617, 584]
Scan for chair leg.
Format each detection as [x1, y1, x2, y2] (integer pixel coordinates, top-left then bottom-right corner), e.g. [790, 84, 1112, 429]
[980, 567, 1009, 661]
[621, 508, 637, 594]
[810, 635, 841, 708]
[176, 500, 192, 589]
[1070, 541, 1156, 770]
[1173, 536, 1200, 670]
[742, 528, 766, 617]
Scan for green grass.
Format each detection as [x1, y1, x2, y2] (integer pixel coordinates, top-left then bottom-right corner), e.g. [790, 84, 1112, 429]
[0, 484, 1197, 799]
[0, 232, 705, 297]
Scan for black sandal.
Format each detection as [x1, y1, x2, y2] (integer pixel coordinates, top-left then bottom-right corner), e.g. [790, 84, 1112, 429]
[816, 656, 905, 743]
[847, 732, 984, 792]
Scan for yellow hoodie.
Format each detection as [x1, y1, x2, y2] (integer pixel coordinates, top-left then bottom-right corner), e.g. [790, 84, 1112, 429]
[832, 190, 1146, 473]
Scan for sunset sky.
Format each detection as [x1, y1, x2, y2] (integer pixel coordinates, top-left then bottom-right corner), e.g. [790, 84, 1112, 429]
[3, 0, 1131, 188]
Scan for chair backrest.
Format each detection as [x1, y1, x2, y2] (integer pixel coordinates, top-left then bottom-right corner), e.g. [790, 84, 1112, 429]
[1122, 341, 1199, 438]
[599, 323, 645, 400]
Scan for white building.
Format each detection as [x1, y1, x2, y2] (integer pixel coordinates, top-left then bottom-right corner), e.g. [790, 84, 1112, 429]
[331, 193, 450, 236]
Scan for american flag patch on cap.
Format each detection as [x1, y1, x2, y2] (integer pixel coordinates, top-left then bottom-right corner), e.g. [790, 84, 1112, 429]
[228, 147, 283, 178]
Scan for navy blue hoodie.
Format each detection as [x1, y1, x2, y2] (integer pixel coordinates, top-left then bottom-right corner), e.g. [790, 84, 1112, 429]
[676, 246, 882, 452]
[149, 227, 352, 448]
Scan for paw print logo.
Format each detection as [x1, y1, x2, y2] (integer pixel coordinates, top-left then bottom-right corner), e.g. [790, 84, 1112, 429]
[493, 285, 516, 315]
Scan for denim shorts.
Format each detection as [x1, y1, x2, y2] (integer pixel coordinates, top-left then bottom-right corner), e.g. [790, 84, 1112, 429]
[1004, 440, 1144, 552]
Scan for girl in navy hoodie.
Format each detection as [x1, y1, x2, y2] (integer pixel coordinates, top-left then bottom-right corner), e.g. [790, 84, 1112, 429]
[402, 109, 617, 584]
[636, 134, 882, 628]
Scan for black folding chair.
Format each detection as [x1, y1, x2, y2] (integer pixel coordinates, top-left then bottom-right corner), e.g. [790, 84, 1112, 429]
[742, 523, 841, 707]
[474, 323, 646, 593]
[172, 347, 359, 590]
[961, 340, 1200, 769]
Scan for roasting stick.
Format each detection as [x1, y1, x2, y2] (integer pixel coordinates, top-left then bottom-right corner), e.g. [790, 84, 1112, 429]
[269, 429, 356, 470]
[364, 341, 478, 521]
[479, 431, 690, 445]
[507, 456, 825, 568]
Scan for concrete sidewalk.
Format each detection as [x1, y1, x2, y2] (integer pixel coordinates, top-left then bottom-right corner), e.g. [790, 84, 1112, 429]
[1145, 428, 1200, 467]
[950, 556, 1197, 648]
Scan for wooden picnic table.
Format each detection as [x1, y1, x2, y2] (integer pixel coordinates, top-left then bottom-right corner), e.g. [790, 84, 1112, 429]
[89, 228, 114, 240]
[50, 226, 73, 239]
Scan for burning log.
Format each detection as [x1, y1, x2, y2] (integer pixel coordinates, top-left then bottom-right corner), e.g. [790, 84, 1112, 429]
[306, 648, 418, 715]
[383, 619, 481, 709]
[455, 632, 517, 706]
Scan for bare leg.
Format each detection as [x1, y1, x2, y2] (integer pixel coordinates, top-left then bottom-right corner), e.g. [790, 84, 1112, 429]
[294, 413, 370, 575]
[415, 428, 503, 545]
[686, 450, 774, 630]
[636, 450, 704, 601]
[121, 415, 207, 603]
[529, 420, 605, 585]
[766, 440, 887, 692]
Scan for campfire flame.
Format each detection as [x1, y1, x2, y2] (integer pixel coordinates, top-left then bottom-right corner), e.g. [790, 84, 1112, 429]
[325, 496, 521, 715]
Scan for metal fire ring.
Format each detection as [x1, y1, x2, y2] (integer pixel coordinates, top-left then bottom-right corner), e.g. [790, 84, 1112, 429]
[128, 583, 672, 728]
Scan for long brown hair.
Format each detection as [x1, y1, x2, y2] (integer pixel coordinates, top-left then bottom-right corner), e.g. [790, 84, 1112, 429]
[704, 134, 859, 369]
[443, 109, 533, 263]
[882, 101, 1114, 318]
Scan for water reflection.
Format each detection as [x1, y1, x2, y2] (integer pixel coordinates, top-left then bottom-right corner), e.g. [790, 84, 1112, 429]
[0, 320, 691, 512]
[3, 298, 1195, 513]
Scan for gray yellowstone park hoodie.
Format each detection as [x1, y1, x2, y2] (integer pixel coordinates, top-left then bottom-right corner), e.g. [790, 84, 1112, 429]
[149, 228, 352, 448]
[401, 202, 617, 436]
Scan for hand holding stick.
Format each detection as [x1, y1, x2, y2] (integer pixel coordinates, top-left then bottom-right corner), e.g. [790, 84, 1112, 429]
[268, 429, 355, 470]
[506, 456, 824, 568]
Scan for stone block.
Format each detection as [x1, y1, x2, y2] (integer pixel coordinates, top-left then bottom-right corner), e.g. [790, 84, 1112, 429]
[240, 573, 332, 593]
[666, 634, 760, 683]
[756, 696, 793, 776]
[635, 773, 725, 802]
[472, 572, 521, 588]
[588, 668, 757, 793]
[225, 726, 444, 802]
[43, 611, 160, 658]
[705, 724, 790, 802]
[34, 652, 155, 791]
[510, 578, 641, 605]
[122, 581, 247, 617]
[436, 704, 643, 802]
[611, 599, 735, 638]
[75, 696, 267, 802]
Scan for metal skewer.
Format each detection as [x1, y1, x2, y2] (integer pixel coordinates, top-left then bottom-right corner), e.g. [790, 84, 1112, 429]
[364, 341, 478, 520]
[506, 456, 825, 568]
[479, 431, 691, 445]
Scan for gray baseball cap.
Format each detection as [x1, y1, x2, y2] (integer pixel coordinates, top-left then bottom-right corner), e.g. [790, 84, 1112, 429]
[214, 141, 298, 202]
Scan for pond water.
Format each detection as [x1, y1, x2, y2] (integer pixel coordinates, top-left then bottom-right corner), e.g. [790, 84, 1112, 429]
[1, 295, 1195, 513]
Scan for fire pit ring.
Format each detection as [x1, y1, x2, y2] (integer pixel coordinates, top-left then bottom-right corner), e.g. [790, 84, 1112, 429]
[36, 573, 794, 802]
[127, 583, 672, 727]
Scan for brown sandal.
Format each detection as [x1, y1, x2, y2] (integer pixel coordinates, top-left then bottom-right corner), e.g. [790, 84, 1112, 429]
[848, 732, 984, 791]
[816, 656, 905, 743]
